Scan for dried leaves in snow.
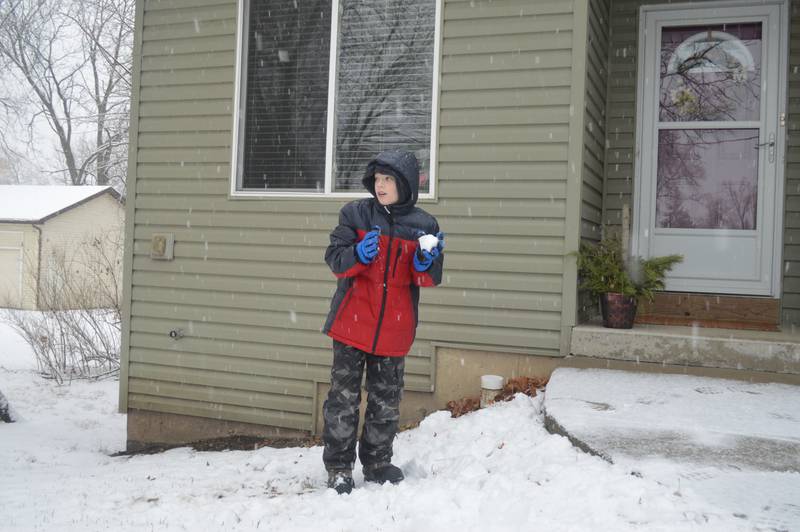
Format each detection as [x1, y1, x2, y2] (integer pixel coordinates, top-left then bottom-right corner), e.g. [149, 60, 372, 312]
[445, 396, 481, 418]
[494, 376, 549, 403]
[445, 376, 549, 418]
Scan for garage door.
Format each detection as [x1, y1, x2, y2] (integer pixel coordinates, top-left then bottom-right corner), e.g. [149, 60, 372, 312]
[0, 232, 24, 309]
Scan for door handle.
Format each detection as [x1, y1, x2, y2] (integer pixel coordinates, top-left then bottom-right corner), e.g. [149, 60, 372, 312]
[755, 132, 776, 163]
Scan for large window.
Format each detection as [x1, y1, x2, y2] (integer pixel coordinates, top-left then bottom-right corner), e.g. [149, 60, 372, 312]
[233, 0, 439, 196]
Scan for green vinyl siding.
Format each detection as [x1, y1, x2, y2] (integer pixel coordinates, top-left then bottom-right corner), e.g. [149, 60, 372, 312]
[602, 0, 638, 231]
[437, 0, 579, 357]
[578, 0, 610, 321]
[122, 0, 583, 432]
[782, 4, 800, 325]
[604, 0, 797, 326]
[582, 0, 609, 243]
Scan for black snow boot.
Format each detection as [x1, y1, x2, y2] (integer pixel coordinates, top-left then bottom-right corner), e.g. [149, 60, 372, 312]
[327, 469, 355, 495]
[363, 462, 404, 485]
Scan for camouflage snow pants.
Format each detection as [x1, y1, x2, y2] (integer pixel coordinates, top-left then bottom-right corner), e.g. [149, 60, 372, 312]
[322, 340, 405, 471]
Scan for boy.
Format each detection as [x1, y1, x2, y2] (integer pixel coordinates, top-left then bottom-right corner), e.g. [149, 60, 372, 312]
[322, 149, 444, 494]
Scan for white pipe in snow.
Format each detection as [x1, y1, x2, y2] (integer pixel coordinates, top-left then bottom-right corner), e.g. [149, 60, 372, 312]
[480, 374, 504, 408]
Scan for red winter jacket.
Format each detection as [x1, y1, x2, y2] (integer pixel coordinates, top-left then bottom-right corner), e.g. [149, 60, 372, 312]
[323, 151, 443, 356]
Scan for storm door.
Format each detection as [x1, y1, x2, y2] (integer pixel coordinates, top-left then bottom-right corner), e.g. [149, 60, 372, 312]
[633, 2, 787, 295]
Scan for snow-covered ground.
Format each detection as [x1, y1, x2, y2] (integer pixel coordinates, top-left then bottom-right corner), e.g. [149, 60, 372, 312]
[0, 321, 777, 531]
[546, 368, 800, 531]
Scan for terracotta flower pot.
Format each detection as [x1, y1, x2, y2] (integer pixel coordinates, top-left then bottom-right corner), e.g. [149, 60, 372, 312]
[600, 292, 637, 329]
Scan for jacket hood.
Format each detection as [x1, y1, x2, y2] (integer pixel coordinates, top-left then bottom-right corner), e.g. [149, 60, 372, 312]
[362, 150, 420, 215]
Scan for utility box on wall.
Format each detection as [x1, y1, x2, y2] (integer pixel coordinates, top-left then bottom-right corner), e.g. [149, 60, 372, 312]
[150, 233, 174, 261]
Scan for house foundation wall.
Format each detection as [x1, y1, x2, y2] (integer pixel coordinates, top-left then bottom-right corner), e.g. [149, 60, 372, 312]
[126, 410, 308, 452]
[126, 347, 562, 450]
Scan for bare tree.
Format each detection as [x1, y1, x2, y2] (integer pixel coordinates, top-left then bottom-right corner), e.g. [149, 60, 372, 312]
[0, 0, 133, 188]
[723, 179, 757, 229]
[659, 28, 762, 123]
[69, 0, 134, 188]
[655, 129, 704, 228]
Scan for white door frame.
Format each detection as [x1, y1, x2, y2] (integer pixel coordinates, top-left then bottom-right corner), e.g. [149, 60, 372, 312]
[631, 0, 789, 296]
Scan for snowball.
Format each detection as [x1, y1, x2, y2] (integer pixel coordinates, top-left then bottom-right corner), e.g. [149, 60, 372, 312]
[418, 234, 439, 252]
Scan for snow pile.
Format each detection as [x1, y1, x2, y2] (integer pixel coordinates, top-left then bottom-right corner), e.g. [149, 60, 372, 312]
[0, 322, 36, 371]
[0, 393, 740, 530]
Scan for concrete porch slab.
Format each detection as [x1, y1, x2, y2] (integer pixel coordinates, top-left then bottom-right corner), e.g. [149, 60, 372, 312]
[542, 368, 800, 529]
[570, 323, 800, 377]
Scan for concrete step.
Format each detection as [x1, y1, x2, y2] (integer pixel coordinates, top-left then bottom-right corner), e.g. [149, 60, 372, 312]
[570, 323, 800, 377]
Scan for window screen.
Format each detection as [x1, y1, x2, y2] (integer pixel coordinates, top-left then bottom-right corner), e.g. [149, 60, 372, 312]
[238, 0, 435, 194]
[333, 0, 436, 192]
[241, 1, 331, 190]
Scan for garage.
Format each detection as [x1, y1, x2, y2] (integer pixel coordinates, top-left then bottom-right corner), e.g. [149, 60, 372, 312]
[0, 185, 123, 310]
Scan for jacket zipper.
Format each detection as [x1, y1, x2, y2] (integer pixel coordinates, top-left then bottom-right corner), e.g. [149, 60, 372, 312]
[392, 243, 403, 278]
[371, 215, 394, 353]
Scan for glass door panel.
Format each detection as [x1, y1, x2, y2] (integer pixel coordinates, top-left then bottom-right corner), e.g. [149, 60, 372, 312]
[656, 129, 758, 230]
[659, 24, 762, 122]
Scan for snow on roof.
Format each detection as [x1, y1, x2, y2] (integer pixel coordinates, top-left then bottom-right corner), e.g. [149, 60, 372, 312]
[0, 185, 115, 223]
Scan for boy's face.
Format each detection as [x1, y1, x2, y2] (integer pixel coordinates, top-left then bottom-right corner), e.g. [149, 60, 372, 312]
[374, 172, 399, 206]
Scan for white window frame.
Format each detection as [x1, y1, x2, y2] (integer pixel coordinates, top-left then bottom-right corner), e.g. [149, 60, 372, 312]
[230, 0, 442, 199]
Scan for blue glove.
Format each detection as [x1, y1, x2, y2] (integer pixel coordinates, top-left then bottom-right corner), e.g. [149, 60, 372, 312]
[435, 231, 445, 252]
[356, 225, 381, 264]
[413, 232, 444, 272]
